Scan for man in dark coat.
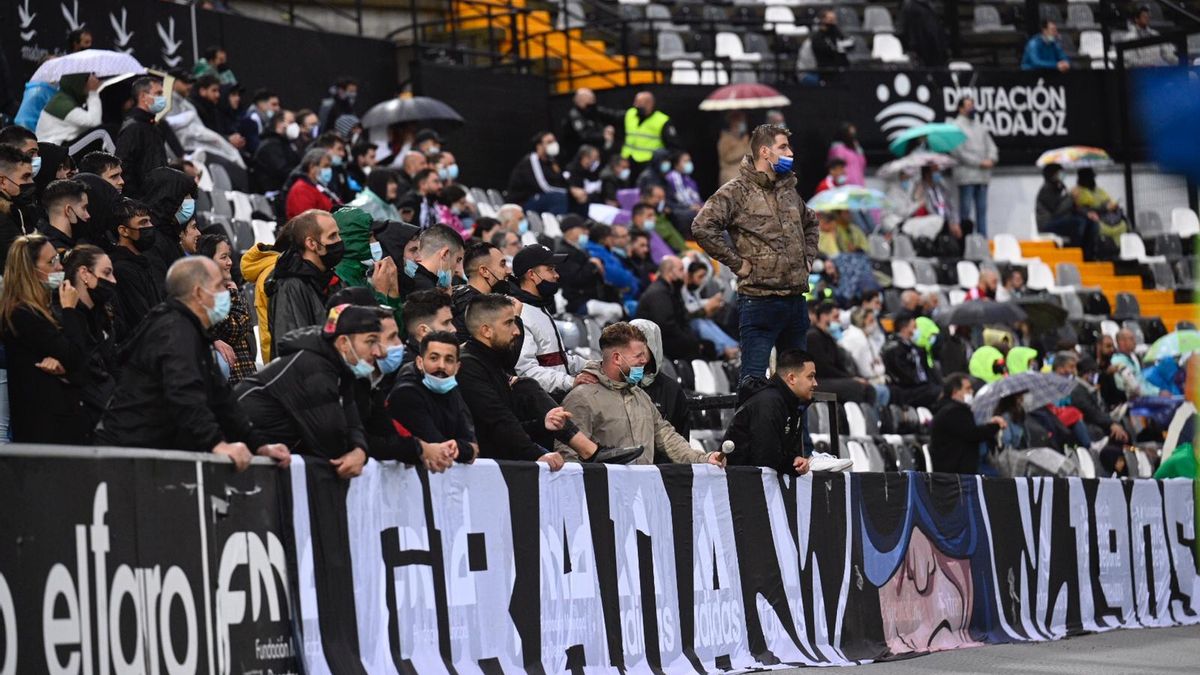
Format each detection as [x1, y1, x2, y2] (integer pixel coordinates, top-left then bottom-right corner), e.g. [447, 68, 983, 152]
[452, 241, 512, 342]
[236, 303, 383, 478]
[811, 9, 852, 68]
[505, 131, 570, 215]
[266, 210, 346, 354]
[109, 198, 164, 341]
[929, 373, 1006, 474]
[140, 166, 198, 286]
[387, 331, 479, 470]
[558, 87, 622, 161]
[1054, 352, 1130, 444]
[252, 112, 300, 193]
[882, 312, 940, 407]
[635, 255, 713, 361]
[555, 214, 621, 320]
[900, 0, 949, 67]
[114, 77, 169, 198]
[0, 145, 35, 274]
[806, 302, 876, 405]
[95, 257, 290, 470]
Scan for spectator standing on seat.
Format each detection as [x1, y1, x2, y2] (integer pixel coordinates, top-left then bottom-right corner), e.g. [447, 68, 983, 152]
[109, 198, 163, 341]
[558, 322, 725, 466]
[506, 131, 570, 216]
[810, 10, 852, 69]
[509, 244, 592, 396]
[266, 210, 345, 354]
[198, 234, 256, 383]
[717, 112, 749, 187]
[628, 318, 692, 440]
[950, 97, 998, 237]
[636, 256, 717, 362]
[285, 149, 339, 219]
[1037, 163, 1098, 260]
[560, 88, 622, 163]
[1022, 20, 1071, 71]
[694, 124, 820, 384]
[555, 214, 624, 325]
[96, 257, 290, 470]
[387, 331, 479, 471]
[237, 303, 384, 478]
[930, 373, 1006, 474]
[621, 92, 678, 175]
[114, 77, 169, 198]
[1119, 5, 1176, 68]
[882, 312, 941, 407]
[723, 349, 853, 475]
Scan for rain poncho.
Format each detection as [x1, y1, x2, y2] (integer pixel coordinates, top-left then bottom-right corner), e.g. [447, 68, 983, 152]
[331, 207, 404, 321]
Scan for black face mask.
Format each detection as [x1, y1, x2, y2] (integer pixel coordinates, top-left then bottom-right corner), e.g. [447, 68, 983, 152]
[12, 182, 36, 206]
[91, 278, 117, 306]
[488, 274, 512, 296]
[535, 278, 559, 298]
[320, 241, 345, 269]
[670, 278, 684, 291]
[686, 283, 700, 292]
[132, 228, 157, 252]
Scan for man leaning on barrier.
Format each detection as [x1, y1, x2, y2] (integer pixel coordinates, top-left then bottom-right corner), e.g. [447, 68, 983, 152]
[95, 256, 290, 471]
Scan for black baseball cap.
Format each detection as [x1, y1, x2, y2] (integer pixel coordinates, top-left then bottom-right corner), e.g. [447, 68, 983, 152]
[414, 128, 442, 145]
[559, 213, 588, 233]
[512, 244, 567, 279]
[322, 303, 385, 337]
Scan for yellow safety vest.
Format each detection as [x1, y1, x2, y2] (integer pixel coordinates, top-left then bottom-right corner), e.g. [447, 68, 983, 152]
[621, 108, 669, 163]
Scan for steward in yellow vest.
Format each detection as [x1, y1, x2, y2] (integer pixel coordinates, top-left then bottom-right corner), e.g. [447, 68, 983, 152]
[620, 92, 677, 167]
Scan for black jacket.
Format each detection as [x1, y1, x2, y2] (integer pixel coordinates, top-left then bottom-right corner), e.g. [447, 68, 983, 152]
[882, 335, 936, 388]
[559, 103, 623, 159]
[114, 108, 168, 198]
[95, 299, 264, 451]
[450, 284, 482, 343]
[387, 362, 477, 454]
[900, 0, 948, 66]
[252, 132, 300, 193]
[642, 375, 690, 443]
[556, 238, 611, 313]
[1, 303, 90, 443]
[723, 376, 806, 474]
[265, 248, 342, 355]
[141, 167, 196, 287]
[635, 277, 709, 361]
[352, 369, 421, 463]
[0, 193, 34, 275]
[505, 153, 567, 205]
[811, 25, 851, 68]
[36, 218, 76, 255]
[235, 326, 367, 459]
[109, 246, 164, 343]
[806, 327, 857, 380]
[1068, 382, 1114, 433]
[409, 262, 441, 293]
[929, 398, 1000, 474]
[74, 172, 122, 245]
[457, 338, 549, 461]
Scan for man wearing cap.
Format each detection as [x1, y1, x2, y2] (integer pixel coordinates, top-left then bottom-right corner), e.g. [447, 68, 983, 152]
[509, 244, 594, 396]
[236, 303, 387, 479]
[555, 214, 624, 325]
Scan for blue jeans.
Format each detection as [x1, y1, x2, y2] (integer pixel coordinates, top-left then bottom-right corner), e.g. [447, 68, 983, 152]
[524, 191, 569, 216]
[958, 183, 988, 236]
[691, 318, 738, 353]
[738, 294, 809, 384]
[1041, 214, 1099, 260]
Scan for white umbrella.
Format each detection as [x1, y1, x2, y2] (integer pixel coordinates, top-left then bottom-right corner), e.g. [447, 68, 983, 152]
[877, 151, 957, 179]
[30, 49, 144, 83]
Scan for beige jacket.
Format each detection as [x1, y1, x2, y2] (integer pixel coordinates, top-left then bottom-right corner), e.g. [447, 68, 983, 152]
[558, 361, 708, 464]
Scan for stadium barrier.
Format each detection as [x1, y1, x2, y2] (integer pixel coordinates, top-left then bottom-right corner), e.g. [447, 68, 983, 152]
[2, 447, 1197, 673]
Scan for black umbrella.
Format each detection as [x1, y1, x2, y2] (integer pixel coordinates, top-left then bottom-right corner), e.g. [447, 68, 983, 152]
[1014, 297, 1070, 334]
[361, 95, 464, 129]
[940, 300, 1027, 327]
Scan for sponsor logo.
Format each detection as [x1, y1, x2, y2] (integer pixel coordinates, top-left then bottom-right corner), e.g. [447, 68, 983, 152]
[874, 74, 936, 142]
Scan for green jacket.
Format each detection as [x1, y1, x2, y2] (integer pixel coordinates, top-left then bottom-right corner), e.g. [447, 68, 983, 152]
[332, 207, 403, 321]
[651, 214, 687, 253]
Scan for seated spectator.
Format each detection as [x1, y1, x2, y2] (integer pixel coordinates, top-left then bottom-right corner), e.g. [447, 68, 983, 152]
[680, 260, 738, 360]
[457, 293, 630, 467]
[1055, 352, 1129, 444]
[625, 229, 655, 290]
[36, 72, 102, 145]
[109, 198, 163, 341]
[403, 168, 443, 229]
[965, 267, 999, 301]
[411, 223, 464, 292]
[816, 209, 867, 257]
[401, 288, 458, 368]
[599, 153, 632, 205]
[348, 168, 402, 222]
[1072, 167, 1128, 251]
[387, 331, 479, 471]
[1095, 334, 1127, 408]
[197, 234, 256, 384]
[285, 149, 341, 220]
[636, 256, 715, 362]
[842, 306, 887, 386]
[96, 257, 289, 469]
[664, 150, 702, 237]
[723, 348, 852, 474]
[813, 157, 848, 194]
[629, 319, 691, 440]
[452, 241, 512, 340]
[266, 210, 346, 355]
[1036, 163, 1098, 261]
[994, 267, 1026, 302]
[555, 214, 623, 324]
[1112, 328, 1163, 397]
[78, 151, 126, 193]
[311, 131, 353, 202]
[435, 184, 472, 238]
[564, 144, 603, 213]
[809, 9, 853, 69]
[328, 208, 403, 318]
[191, 74, 243, 149]
[1119, 5, 1177, 67]
[882, 312, 941, 407]
[807, 302, 879, 406]
[509, 243, 590, 395]
[636, 184, 687, 254]
[237, 303, 384, 478]
[252, 110, 300, 193]
[586, 223, 641, 306]
[505, 131, 569, 215]
[0, 145, 36, 270]
[141, 166, 199, 285]
[558, 322, 724, 466]
[347, 140, 375, 192]
[1021, 20, 1071, 72]
[36, 178, 89, 254]
[496, 203, 535, 246]
[636, 148, 671, 192]
[930, 373, 1006, 474]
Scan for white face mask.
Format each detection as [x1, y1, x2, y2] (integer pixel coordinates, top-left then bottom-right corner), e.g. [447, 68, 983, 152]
[545, 141, 560, 158]
[961, 392, 974, 405]
[285, 122, 301, 140]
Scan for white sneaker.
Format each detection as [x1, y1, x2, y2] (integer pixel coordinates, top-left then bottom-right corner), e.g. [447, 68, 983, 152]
[808, 451, 853, 473]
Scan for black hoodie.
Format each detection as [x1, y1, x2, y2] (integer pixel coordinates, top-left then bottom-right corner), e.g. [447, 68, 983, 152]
[114, 107, 168, 198]
[109, 245, 164, 342]
[141, 167, 198, 287]
[74, 172, 121, 248]
[723, 376, 809, 474]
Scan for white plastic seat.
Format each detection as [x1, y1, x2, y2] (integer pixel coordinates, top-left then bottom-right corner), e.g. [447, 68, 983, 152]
[1025, 261, 1059, 291]
[670, 60, 700, 84]
[691, 359, 717, 394]
[1100, 319, 1120, 338]
[871, 34, 909, 63]
[1079, 30, 1105, 59]
[956, 260, 980, 289]
[992, 234, 1031, 263]
[891, 260, 916, 289]
[1171, 208, 1200, 237]
[540, 212, 563, 238]
[847, 440, 872, 473]
[1074, 447, 1097, 478]
[716, 32, 762, 63]
[1119, 232, 1166, 263]
[844, 403, 868, 437]
[948, 288, 967, 305]
[698, 61, 729, 86]
[764, 7, 809, 36]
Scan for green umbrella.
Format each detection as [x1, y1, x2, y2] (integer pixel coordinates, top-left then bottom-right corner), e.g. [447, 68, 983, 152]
[888, 122, 967, 157]
[1145, 330, 1200, 362]
[808, 186, 888, 212]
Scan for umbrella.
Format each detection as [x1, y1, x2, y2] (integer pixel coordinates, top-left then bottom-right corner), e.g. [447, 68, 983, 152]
[940, 300, 1027, 327]
[1145, 330, 1200, 362]
[698, 83, 791, 111]
[30, 49, 144, 83]
[970, 371, 1077, 423]
[361, 95, 464, 129]
[1013, 297, 1069, 334]
[877, 151, 957, 179]
[1035, 146, 1112, 169]
[808, 186, 889, 212]
[888, 122, 967, 157]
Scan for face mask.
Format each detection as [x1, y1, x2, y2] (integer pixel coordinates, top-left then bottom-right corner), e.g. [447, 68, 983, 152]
[655, 200, 665, 214]
[682, 161, 694, 175]
[343, 348, 375, 379]
[545, 142, 560, 158]
[912, 328, 923, 343]
[518, 218, 529, 235]
[404, 258, 419, 278]
[1042, 34, 1055, 43]
[45, 270, 65, 290]
[422, 372, 459, 394]
[829, 323, 844, 340]
[834, 175, 847, 186]
[131, 227, 157, 252]
[205, 288, 232, 324]
[613, 247, 628, 259]
[623, 362, 645, 385]
[808, 273, 821, 288]
[176, 198, 196, 225]
[285, 122, 300, 140]
[589, 159, 601, 172]
[91, 277, 116, 305]
[577, 233, 589, 248]
[330, 155, 344, 167]
[317, 166, 333, 185]
[535, 275, 559, 298]
[438, 167, 449, 181]
[378, 344, 406, 375]
[31, 155, 42, 177]
[643, 218, 656, 231]
[149, 95, 167, 114]
[320, 240, 345, 269]
[962, 392, 974, 405]
[659, 161, 671, 174]
[369, 241, 383, 262]
[487, 275, 511, 295]
[771, 153, 794, 175]
[435, 268, 453, 288]
[12, 182, 36, 206]
[618, 168, 631, 181]
[427, 144, 441, 155]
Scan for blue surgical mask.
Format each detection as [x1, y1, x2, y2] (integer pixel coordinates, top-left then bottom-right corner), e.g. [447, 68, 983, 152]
[330, 154, 344, 167]
[613, 247, 627, 259]
[808, 273, 822, 288]
[643, 218, 656, 231]
[624, 364, 645, 385]
[369, 241, 383, 261]
[682, 161, 694, 175]
[577, 233, 590, 247]
[439, 164, 459, 181]
[518, 218, 529, 235]
[31, 155, 42, 177]
[45, 271, 65, 290]
[422, 372, 459, 394]
[437, 267, 453, 287]
[205, 288, 231, 324]
[655, 200, 665, 214]
[342, 344, 374, 379]
[149, 95, 167, 114]
[618, 168, 631, 181]
[404, 258, 418, 278]
[771, 154, 794, 175]
[830, 323, 844, 340]
[659, 161, 671, 174]
[377, 344, 405, 374]
[318, 167, 333, 185]
[176, 198, 195, 225]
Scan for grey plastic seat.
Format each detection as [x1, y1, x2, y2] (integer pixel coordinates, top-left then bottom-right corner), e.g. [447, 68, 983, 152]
[646, 4, 685, 32]
[892, 234, 917, 259]
[862, 6, 894, 33]
[836, 7, 861, 31]
[973, 6, 1008, 32]
[658, 32, 702, 60]
[911, 260, 939, 286]
[1113, 292, 1140, 320]
[1066, 4, 1098, 30]
[1148, 261, 1175, 289]
[742, 32, 771, 57]
[964, 234, 991, 261]
[1039, 5, 1064, 25]
[1150, 234, 1184, 259]
[1055, 262, 1083, 287]
[1060, 292, 1085, 319]
[1137, 210, 1165, 236]
[868, 234, 890, 260]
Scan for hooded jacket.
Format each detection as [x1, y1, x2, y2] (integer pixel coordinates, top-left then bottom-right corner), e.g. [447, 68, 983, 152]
[95, 299, 266, 451]
[33, 142, 70, 199]
[74, 172, 121, 245]
[141, 167, 198, 287]
[693, 156, 820, 298]
[558, 360, 709, 465]
[109, 245, 164, 343]
[115, 107, 168, 198]
[240, 243, 280, 360]
[374, 219, 421, 298]
[387, 362, 477, 454]
[510, 284, 586, 394]
[630, 318, 691, 442]
[722, 376, 806, 474]
[36, 73, 103, 144]
[234, 326, 367, 459]
[635, 277, 708, 361]
[331, 208, 404, 318]
[265, 247, 343, 356]
[252, 129, 300, 192]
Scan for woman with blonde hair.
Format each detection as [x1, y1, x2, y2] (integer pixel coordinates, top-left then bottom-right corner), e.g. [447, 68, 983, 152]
[0, 234, 90, 443]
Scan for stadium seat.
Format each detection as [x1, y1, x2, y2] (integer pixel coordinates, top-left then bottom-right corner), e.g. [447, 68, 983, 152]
[844, 402, 868, 437]
[763, 6, 810, 36]
[1112, 292, 1140, 321]
[891, 260, 917, 289]
[862, 6, 895, 33]
[949, 288, 967, 304]
[992, 234, 1030, 263]
[670, 60, 700, 84]
[1148, 234, 1183, 260]
[526, 211, 544, 234]
[691, 359, 717, 394]
[658, 32, 702, 61]
[868, 234, 890, 260]
[1055, 262, 1085, 287]
[1059, 291, 1085, 319]
[871, 34, 909, 63]
[698, 61, 729, 85]
[1171, 208, 1200, 237]
[540, 212, 563, 238]
[1100, 319, 1120, 338]
[973, 6, 1013, 32]
[956, 260, 980, 289]
[1074, 446, 1098, 479]
[1137, 210, 1165, 236]
[964, 233, 991, 261]
[556, 0, 587, 30]
[1078, 30, 1105, 59]
[742, 32, 772, 58]
[716, 32, 763, 62]
[807, 401, 832, 435]
[835, 7, 861, 32]
[1119, 232, 1166, 263]
[646, 4, 684, 31]
[1067, 5, 1099, 30]
[911, 260, 939, 286]
[948, 60, 974, 71]
[1025, 261, 1062, 291]
[486, 188, 505, 207]
[1039, 4, 1064, 25]
[892, 233, 916, 259]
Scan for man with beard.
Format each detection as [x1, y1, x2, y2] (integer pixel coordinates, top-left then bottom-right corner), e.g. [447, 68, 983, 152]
[451, 241, 512, 342]
[509, 244, 593, 396]
[265, 210, 346, 354]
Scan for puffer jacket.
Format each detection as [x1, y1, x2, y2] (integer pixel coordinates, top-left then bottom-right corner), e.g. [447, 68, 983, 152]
[264, 247, 343, 358]
[692, 155, 820, 298]
[240, 243, 279, 361]
[950, 114, 998, 185]
[557, 361, 709, 465]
